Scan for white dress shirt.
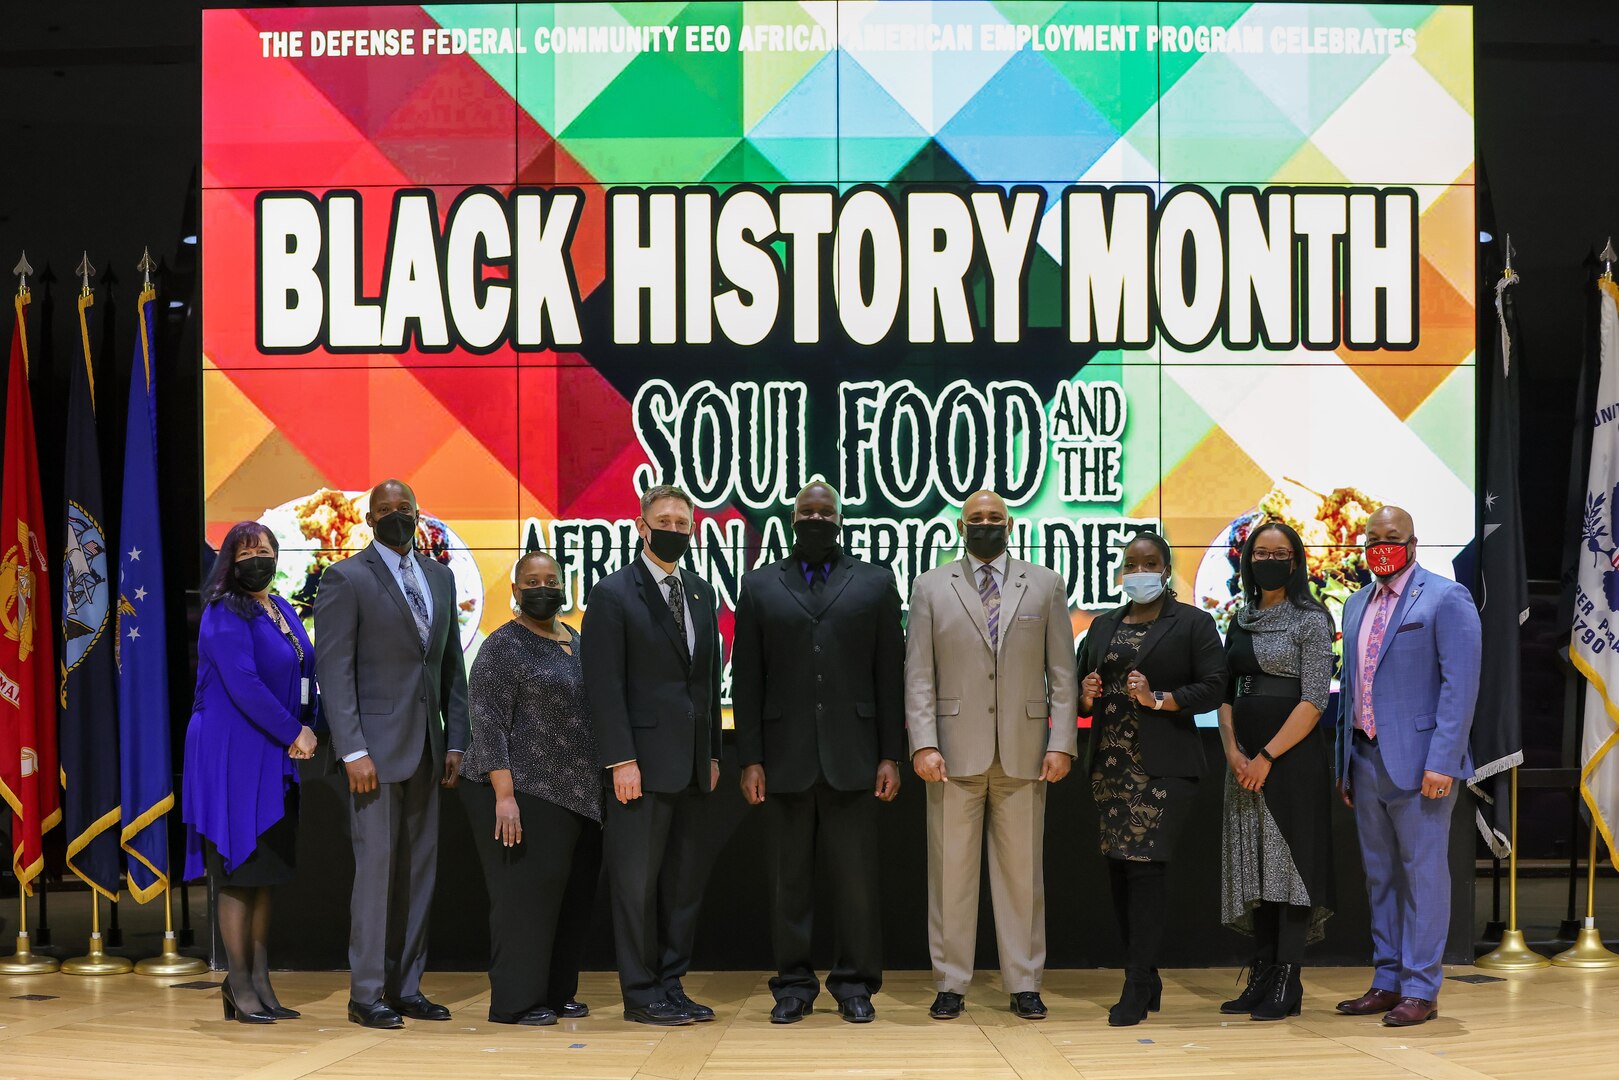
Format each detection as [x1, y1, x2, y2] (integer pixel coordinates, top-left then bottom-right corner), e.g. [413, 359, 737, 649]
[641, 550, 696, 654]
[967, 549, 1010, 592]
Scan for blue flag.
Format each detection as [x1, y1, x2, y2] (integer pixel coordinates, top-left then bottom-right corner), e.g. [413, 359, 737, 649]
[60, 286, 123, 900]
[117, 288, 172, 903]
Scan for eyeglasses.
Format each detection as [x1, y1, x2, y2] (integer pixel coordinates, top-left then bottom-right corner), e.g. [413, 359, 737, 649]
[1250, 552, 1293, 562]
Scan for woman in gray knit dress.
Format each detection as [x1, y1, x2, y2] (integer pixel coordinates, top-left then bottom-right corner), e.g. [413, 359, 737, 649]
[1216, 521, 1337, 1021]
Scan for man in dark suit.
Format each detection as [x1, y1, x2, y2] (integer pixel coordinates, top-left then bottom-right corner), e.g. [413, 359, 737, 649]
[582, 484, 723, 1027]
[732, 481, 904, 1025]
[315, 479, 469, 1029]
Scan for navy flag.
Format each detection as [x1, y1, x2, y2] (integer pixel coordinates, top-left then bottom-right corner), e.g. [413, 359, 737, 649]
[117, 284, 172, 903]
[59, 276, 123, 900]
[1464, 262, 1529, 856]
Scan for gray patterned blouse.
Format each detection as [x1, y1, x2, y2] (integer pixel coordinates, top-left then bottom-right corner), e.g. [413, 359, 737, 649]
[1232, 600, 1334, 712]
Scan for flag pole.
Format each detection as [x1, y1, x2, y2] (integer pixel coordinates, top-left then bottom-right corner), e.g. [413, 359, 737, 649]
[134, 882, 207, 976]
[1476, 768, 1550, 969]
[1552, 828, 1619, 967]
[60, 894, 133, 976]
[0, 891, 58, 974]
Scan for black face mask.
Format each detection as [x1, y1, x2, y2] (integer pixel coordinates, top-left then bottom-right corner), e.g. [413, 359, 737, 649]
[1250, 558, 1293, 592]
[373, 510, 417, 549]
[792, 517, 840, 564]
[234, 555, 276, 593]
[964, 523, 1008, 561]
[645, 527, 691, 564]
[519, 586, 565, 621]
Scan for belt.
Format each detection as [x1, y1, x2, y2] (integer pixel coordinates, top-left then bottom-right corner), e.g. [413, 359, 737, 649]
[1234, 673, 1302, 699]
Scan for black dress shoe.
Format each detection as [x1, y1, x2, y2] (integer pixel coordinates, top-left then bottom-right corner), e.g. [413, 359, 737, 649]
[556, 1000, 589, 1019]
[929, 992, 965, 1020]
[348, 999, 405, 1029]
[771, 997, 813, 1024]
[668, 990, 715, 1022]
[625, 1000, 695, 1026]
[839, 996, 875, 1023]
[269, 1005, 302, 1020]
[388, 993, 451, 1021]
[1010, 992, 1047, 1020]
[490, 1006, 558, 1026]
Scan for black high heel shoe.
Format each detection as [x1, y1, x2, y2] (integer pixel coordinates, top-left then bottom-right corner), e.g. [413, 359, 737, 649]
[269, 1005, 301, 1020]
[222, 983, 276, 1024]
[1107, 972, 1156, 1027]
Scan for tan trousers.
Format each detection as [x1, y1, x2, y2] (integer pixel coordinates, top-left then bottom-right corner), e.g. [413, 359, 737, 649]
[925, 758, 1047, 994]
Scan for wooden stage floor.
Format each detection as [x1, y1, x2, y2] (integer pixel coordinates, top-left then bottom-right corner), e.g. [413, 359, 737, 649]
[1, 966, 1616, 1079]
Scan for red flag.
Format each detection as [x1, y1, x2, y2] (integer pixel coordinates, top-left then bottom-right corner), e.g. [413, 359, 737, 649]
[0, 289, 60, 892]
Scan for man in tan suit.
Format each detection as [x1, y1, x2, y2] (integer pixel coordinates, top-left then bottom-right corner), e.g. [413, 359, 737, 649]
[906, 489, 1078, 1021]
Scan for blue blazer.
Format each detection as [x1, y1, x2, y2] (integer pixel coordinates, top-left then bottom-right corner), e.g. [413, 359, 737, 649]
[1335, 565, 1481, 791]
[181, 597, 315, 880]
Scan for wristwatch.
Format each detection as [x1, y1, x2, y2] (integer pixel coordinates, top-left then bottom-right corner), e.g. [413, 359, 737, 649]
[1258, 747, 1277, 763]
[1152, 691, 1166, 710]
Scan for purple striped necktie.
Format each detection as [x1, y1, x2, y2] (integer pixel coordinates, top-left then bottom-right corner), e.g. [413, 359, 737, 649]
[1359, 586, 1394, 738]
[979, 565, 1000, 649]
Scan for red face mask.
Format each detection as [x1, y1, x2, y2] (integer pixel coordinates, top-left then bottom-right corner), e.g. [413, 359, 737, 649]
[1365, 541, 1411, 578]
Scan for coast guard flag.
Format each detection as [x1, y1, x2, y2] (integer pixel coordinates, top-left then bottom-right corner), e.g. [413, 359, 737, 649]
[1464, 269, 1529, 856]
[1574, 278, 1619, 868]
[60, 283, 123, 900]
[117, 286, 173, 903]
[0, 286, 60, 893]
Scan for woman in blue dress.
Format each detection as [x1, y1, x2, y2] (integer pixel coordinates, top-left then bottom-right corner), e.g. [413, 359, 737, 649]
[182, 521, 318, 1024]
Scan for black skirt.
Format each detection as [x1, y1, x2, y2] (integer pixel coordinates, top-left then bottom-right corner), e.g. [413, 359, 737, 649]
[205, 785, 299, 888]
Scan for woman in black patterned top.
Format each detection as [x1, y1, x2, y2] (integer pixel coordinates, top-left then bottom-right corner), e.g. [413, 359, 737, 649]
[1217, 521, 1336, 1022]
[459, 551, 602, 1026]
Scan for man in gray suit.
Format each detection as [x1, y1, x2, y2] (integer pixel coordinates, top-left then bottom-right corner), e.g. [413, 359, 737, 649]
[316, 479, 470, 1029]
[906, 489, 1078, 1022]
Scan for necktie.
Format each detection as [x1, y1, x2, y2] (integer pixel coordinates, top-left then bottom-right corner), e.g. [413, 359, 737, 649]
[1359, 585, 1394, 738]
[979, 565, 1000, 649]
[665, 574, 690, 661]
[399, 554, 431, 653]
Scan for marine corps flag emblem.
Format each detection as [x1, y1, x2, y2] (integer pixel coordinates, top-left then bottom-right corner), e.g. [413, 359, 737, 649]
[0, 256, 61, 892]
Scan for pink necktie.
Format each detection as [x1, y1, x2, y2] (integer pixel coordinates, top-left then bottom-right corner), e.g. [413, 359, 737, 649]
[1359, 586, 1393, 738]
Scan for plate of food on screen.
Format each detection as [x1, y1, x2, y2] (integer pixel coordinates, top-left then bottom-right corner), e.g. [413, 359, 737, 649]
[1192, 480, 1381, 668]
[255, 488, 483, 649]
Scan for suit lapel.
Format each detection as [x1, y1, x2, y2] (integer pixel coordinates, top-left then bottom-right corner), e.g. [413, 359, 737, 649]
[682, 569, 711, 669]
[362, 549, 416, 629]
[1375, 567, 1426, 674]
[996, 561, 1033, 656]
[635, 560, 690, 667]
[948, 559, 995, 653]
[1129, 600, 1179, 669]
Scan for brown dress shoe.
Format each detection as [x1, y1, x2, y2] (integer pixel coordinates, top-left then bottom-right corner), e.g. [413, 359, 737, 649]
[1382, 998, 1439, 1027]
[1336, 988, 1401, 1015]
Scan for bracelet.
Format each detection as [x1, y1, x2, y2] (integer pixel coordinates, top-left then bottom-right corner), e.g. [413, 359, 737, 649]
[1258, 747, 1277, 763]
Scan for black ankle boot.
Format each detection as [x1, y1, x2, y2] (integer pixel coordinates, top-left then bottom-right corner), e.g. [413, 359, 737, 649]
[1220, 963, 1274, 1015]
[1250, 963, 1302, 1021]
[1148, 968, 1162, 1012]
[1108, 971, 1155, 1027]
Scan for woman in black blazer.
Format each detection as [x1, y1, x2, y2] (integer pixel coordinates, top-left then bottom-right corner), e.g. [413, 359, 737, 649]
[1078, 533, 1228, 1027]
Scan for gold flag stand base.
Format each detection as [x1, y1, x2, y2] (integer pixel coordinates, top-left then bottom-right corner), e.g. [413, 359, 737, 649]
[1552, 919, 1619, 968]
[1475, 769, 1550, 971]
[1476, 928, 1550, 970]
[61, 932, 132, 976]
[134, 932, 207, 977]
[0, 932, 59, 975]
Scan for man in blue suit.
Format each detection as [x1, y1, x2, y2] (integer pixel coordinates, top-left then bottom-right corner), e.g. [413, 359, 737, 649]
[1335, 506, 1480, 1027]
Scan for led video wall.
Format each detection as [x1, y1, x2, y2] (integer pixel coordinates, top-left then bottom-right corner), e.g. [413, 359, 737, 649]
[202, 2, 1476, 717]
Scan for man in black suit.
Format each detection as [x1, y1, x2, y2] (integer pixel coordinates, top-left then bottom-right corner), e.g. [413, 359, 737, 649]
[732, 480, 905, 1025]
[582, 484, 723, 1027]
[315, 479, 469, 1029]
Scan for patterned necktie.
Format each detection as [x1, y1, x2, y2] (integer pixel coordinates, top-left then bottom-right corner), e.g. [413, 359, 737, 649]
[398, 553, 431, 653]
[664, 574, 690, 661]
[979, 564, 1001, 649]
[1359, 585, 1394, 738]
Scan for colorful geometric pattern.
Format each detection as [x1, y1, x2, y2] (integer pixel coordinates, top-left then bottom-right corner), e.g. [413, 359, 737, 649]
[203, 3, 1475, 659]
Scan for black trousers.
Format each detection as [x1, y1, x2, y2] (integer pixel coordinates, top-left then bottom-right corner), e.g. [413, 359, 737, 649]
[461, 781, 602, 1020]
[602, 786, 709, 1009]
[769, 781, 883, 1003]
